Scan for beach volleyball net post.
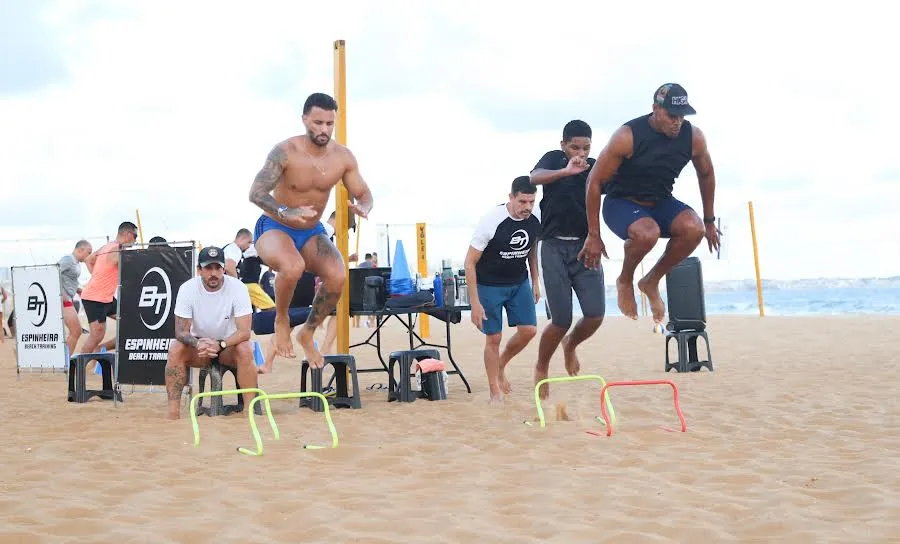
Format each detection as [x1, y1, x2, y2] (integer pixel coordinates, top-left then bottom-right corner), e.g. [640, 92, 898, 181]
[11, 264, 67, 375]
[116, 241, 195, 389]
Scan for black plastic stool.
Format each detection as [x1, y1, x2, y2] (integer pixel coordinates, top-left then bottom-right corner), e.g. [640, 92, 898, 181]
[419, 369, 448, 401]
[197, 361, 244, 416]
[68, 352, 122, 403]
[664, 328, 714, 373]
[300, 354, 362, 412]
[387, 349, 440, 403]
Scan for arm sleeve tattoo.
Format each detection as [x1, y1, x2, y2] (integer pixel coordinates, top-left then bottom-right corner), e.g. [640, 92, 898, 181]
[175, 317, 198, 347]
[249, 144, 288, 215]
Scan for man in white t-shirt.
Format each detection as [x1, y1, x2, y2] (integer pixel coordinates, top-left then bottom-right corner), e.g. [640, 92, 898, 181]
[164, 246, 256, 420]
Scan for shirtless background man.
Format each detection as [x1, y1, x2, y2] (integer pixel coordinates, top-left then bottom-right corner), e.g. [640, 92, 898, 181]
[248, 92, 374, 368]
[579, 83, 720, 324]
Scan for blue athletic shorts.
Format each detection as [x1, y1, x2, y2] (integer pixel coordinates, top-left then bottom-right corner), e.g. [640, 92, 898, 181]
[253, 214, 327, 252]
[602, 196, 694, 240]
[475, 279, 537, 335]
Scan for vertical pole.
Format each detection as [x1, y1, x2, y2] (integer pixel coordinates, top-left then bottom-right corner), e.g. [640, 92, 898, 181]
[135, 209, 145, 245]
[748, 201, 765, 317]
[416, 223, 430, 338]
[334, 40, 350, 353]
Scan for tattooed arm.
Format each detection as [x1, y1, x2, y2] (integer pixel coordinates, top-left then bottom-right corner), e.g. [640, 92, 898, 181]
[175, 316, 198, 348]
[249, 143, 316, 222]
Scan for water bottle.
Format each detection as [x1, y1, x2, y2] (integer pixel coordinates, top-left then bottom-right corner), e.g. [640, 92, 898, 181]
[433, 273, 444, 307]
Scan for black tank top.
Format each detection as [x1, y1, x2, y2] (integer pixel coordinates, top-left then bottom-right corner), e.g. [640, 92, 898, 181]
[605, 114, 693, 202]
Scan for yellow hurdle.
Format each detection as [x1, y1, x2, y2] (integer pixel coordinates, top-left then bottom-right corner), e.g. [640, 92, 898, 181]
[189, 388, 275, 447]
[238, 392, 340, 457]
[532, 375, 617, 429]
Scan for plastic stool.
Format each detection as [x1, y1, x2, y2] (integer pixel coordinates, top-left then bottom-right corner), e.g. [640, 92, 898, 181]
[300, 354, 362, 412]
[664, 328, 714, 373]
[387, 349, 440, 403]
[197, 361, 244, 416]
[419, 370, 448, 401]
[68, 352, 122, 403]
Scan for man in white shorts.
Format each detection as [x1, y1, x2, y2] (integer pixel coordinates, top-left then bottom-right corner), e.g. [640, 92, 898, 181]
[163, 246, 256, 420]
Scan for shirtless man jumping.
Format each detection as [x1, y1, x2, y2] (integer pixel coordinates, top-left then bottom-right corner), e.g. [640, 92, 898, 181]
[248, 92, 374, 368]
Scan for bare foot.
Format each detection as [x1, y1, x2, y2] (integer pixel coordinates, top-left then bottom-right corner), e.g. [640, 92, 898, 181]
[616, 277, 638, 320]
[257, 344, 276, 374]
[273, 315, 295, 358]
[637, 276, 666, 324]
[534, 367, 549, 400]
[498, 369, 512, 394]
[488, 393, 505, 405]
[297, 325, 325, 368]
[561, 335, 581, 376]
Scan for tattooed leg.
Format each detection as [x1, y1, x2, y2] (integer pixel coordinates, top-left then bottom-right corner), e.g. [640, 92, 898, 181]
[298, 235, 346, 368]
[165, 364, 187, 420]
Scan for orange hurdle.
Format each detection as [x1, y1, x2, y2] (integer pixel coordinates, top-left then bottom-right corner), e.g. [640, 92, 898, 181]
[598, 380, 686, 437]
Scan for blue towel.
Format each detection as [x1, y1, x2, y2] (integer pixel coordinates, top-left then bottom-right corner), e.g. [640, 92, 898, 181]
[251, 307, 312, 335]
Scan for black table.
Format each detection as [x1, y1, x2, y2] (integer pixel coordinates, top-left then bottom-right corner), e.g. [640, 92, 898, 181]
[348, 305, 472, 393]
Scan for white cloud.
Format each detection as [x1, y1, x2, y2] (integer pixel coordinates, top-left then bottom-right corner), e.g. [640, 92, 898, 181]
[0, 0, 897, 282]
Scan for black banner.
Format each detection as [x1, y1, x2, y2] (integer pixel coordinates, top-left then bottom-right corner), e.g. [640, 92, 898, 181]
[117, 244, 194, 385]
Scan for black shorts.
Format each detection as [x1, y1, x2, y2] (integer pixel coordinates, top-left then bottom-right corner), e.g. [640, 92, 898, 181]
[82, 298, 118, 324]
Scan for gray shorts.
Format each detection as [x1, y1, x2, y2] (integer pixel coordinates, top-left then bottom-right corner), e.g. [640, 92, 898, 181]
[540, 238, 606, 328]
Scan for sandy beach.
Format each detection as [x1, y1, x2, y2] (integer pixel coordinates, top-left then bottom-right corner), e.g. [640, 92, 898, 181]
[2, 314, 899, 543]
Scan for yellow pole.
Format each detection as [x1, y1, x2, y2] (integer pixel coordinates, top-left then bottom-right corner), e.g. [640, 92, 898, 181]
[748, 201, 765, 317]
[334, 40, 350, 353]
[354, 220, 362, 259]
[135, 208, 145, 245]
[416, 223, 430, 338]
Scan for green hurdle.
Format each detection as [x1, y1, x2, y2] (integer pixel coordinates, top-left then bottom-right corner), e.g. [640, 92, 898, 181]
[532, 375, 617, 429]
[237, 392, 339, 457]
[189, 388, 275, 447]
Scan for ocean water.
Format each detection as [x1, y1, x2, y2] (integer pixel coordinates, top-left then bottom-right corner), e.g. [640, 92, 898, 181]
[539, 287, 900, 318]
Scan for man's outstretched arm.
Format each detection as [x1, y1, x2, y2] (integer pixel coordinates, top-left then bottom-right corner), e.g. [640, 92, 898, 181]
[248, 143, 288, 215]
[585, 126, 632, 237]
[341, 150, 374, 217]
[691, 126, 716, 221]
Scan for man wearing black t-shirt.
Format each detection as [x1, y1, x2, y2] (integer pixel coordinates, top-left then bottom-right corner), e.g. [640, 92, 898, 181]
[530, 120, 606, 400]
[580, 83, 720, 324]
[465, 176, 542, 404]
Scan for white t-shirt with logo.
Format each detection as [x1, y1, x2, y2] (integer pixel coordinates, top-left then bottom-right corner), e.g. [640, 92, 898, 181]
[173, 275, 253, 340]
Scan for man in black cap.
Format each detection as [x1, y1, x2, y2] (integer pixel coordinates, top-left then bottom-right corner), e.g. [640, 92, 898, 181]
[579, 83, 721, 324]
[163, 246, 256, 420]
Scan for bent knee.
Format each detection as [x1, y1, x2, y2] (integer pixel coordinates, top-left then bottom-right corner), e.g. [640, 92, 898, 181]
[485, 333, 502, 347]
[320, 265, 346, 287]
[518, 325, 537, 339]
[628, 219, 661, 246]
[234, 341, 253, 360]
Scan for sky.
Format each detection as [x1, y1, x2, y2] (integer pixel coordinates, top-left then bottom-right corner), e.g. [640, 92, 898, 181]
[1, 0, 897, 283]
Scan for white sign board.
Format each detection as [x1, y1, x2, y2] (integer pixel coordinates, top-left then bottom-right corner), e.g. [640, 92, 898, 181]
[11, 264, 67, 371]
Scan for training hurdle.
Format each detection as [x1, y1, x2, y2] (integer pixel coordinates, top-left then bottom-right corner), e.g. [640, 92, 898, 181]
[239, 392, 339, 456]
[531, 375, 617, 429]
[598, 380, 686, 437]
[190, 388, 275, 447]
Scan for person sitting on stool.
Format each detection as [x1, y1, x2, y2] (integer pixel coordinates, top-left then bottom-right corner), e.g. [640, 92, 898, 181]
[164, 246, 256, 420]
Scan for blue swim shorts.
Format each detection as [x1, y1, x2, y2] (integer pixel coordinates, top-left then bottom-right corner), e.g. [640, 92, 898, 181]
[475, 279, 537, 336]
[253, 214, 327, 252]
[602, 196, 694, 241]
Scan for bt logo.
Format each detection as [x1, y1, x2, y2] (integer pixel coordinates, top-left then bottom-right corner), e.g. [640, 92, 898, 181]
[138, 267, 172, 331]
[27, 282, 48, 327]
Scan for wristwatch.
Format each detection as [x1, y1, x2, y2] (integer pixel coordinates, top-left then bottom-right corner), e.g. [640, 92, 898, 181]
[703, 216, 716, 224]
[219, 340, 227, 350]
[277, 205, 289, 219]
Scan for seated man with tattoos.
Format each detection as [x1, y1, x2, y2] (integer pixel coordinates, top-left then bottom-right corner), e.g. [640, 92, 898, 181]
[248, 92, 374, 368]
[164, 247, 256, 420]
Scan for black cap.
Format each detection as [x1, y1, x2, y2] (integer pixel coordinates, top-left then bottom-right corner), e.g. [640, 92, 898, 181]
[198, 246, 225, 268]
[653, 83, 696, 116]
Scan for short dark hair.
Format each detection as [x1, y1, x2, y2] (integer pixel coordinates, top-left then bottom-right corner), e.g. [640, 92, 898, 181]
[303, 93, 338, 115]
[149, 236, 167, 244]
[563, 120, 592, 141]
[235, 228, 252, 239]
[364, 253, 372, 260]
[74, 239, 91, 250]
[511, 175, 537, 196]
[118, 221, 138, 236]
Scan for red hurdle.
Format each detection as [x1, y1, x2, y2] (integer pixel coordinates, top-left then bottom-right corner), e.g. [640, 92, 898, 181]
[598, 380, 686, 437]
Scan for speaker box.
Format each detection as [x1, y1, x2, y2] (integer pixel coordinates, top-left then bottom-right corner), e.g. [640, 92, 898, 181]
[349, 267, 393, 311]
[665, 256, 706, 332]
